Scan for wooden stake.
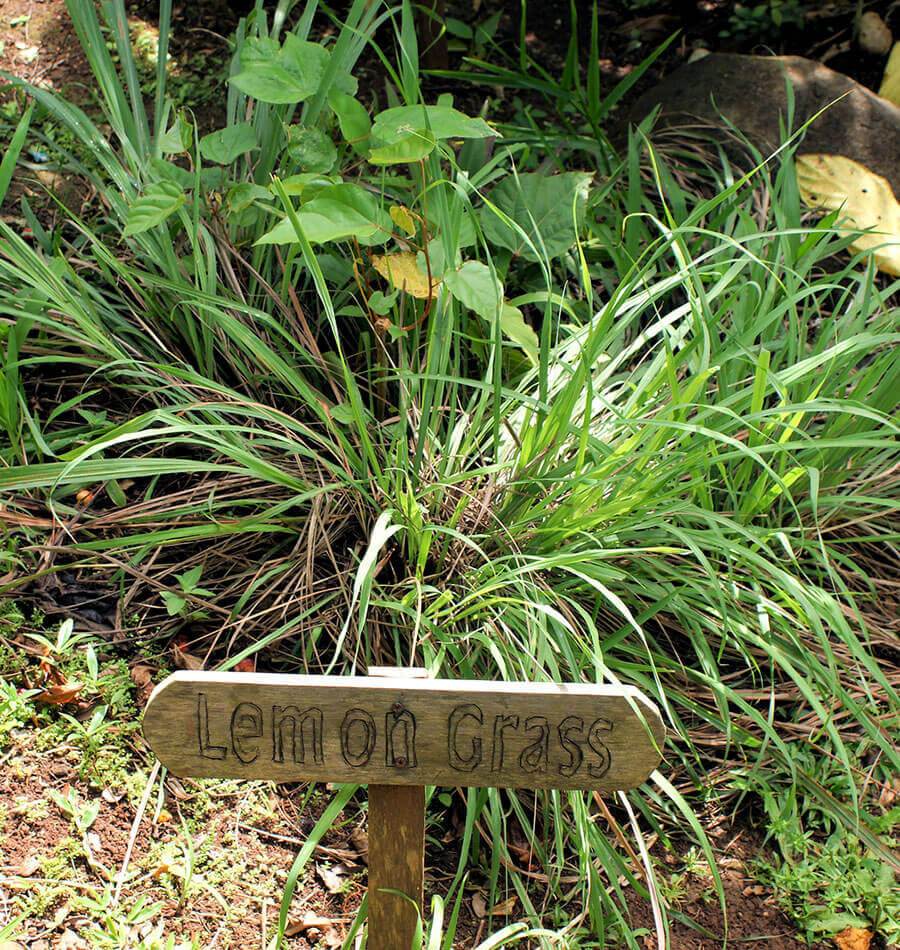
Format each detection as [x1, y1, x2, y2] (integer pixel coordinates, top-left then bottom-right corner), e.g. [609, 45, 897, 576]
[367, 667, 427, 950]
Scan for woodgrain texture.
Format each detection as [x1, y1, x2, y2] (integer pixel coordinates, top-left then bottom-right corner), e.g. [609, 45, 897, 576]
[368, 784, 425, 949]
[142, 672, 664, 791]
[366, 666, 426, 949]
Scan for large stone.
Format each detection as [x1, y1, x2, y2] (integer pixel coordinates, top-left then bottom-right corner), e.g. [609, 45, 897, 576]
[625, 53, 900, 200]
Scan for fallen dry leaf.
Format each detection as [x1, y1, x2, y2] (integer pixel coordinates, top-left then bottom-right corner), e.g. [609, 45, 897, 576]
[13, 855, 40, 877]
[471, 891, 488, 919]
[371, 252, 439, 299]
[172, 640, 204, 671]
[490, 895, 518, 916]
[286, 913, 338, 937]
[834, 927, 873, 950]
[35, 680, 83, 706]
[796, 154, 900, 275]
[316, 861, 351, 894]
[349, 825, 369, 862]
[878, 776, 899, 808]
[130, 664, 154, 688]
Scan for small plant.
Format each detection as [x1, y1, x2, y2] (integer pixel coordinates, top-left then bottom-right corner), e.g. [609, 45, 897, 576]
[161, 566, 214, 619]
[722, 0, 808, 43]
[48, 785, 101, 834]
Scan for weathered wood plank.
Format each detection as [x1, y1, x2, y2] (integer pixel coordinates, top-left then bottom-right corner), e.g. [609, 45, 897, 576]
[142, 672, 664, 790]
[368, 784, 425, 949]
[366, 666, 426, 949]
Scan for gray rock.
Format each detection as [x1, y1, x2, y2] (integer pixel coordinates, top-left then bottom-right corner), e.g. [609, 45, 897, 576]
[625, 53, 900, 200]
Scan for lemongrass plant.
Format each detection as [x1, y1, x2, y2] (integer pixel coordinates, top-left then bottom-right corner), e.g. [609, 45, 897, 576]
[0, 0, 898, 946]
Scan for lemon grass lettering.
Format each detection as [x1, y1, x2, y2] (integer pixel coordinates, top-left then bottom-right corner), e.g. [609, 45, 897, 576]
[143, 672, 664, 791]
[194, 693, 613, 779]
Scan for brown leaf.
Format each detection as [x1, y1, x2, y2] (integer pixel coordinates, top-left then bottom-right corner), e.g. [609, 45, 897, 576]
[877, 776, 899, 809]
[349, 825, 369, 862]
[286, 913, 337, 936]
[13, 855, 40, 877]
[834, 928, 873, 950]
[130, 664, 154, 688]
[490, 895, 517, 916]
[316, 862, 351, 894]
[172, 641, 204, 671]
[35, 680, 83, 706]
[471, 891, 488, 919]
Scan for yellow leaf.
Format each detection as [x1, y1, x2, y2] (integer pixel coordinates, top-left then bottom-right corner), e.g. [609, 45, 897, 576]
[796, 154, 900, 276]
[371, 251, 439, 299]
[389, 204, 416, 236]
[834, 927, 873, 950]
[879, 42, 900, 106]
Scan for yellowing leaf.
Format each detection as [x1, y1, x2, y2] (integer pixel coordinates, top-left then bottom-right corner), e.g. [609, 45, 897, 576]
[389, 204, 416, 236]
[371, 252, 439, 299]
[834, 927, 873, 950]
[796, 154, 900, 276]
[878, 42, 900, 106]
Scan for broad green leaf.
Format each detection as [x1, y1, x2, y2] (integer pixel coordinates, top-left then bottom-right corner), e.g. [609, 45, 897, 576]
[158, 114, 191, 155]
[481, 171, 593, 261]
[368, 130, 436, 166]
[199, 122, 258, 164]
[124, 181, 186, 237]
[371, 104, 495, 144]
[255, 185, 390, 246]
[286, 125, 337, 173]
[276, 173, 340, 197]
[368, 289, 398, 315]
[443, 260, 503, 318]
[328, 90, 371, 154]
[148, 159, 226, 190]
[162, 592, 186, 616]
[226, 182, 271, 213]
[225, 182, 271, 227]
[256, 205, 371, 245]
[229, 34, 329, 104]
[316, 183, 392, 245]
[499, 303, 539, 363]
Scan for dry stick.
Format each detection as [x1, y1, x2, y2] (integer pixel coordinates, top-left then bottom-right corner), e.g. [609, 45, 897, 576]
[113, 760, 160, 904]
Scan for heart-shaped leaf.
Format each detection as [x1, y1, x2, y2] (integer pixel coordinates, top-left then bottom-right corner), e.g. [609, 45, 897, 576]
[481, 171, 592, 261]
[443, 260, 503, 317]
[199, 123, 258, 164]
[230, 34, 329, 104]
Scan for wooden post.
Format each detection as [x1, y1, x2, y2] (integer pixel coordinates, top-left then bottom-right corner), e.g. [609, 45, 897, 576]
[142, 668, 666, 948]
[367, 667, 427, 950]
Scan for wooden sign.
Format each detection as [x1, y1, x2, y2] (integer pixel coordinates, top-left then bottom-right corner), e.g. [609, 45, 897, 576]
[143, 671, 664, 791]
[143, 668, 665, 949]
